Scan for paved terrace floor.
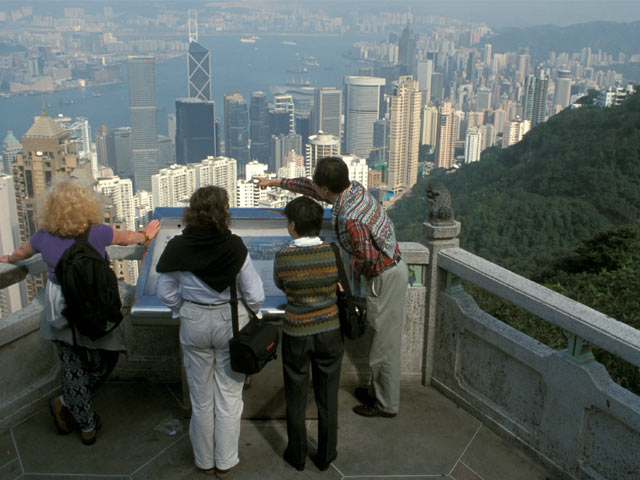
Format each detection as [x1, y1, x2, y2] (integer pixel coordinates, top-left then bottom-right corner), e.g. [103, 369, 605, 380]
[0, 382, 561, 480]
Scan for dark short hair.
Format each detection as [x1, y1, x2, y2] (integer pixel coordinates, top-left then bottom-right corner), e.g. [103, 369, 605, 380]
[284, 196, 324, 237]
[313, 156, 350, 194]
[183, 186, 230, 231]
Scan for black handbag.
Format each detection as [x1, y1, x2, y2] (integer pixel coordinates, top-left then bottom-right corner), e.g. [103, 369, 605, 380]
[330, 242, 367, 340]
[228, 279, 279, 374]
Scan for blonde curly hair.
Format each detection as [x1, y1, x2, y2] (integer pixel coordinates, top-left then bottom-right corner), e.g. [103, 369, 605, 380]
[37, 177, 104, 237]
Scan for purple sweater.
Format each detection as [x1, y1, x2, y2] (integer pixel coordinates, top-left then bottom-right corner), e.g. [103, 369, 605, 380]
[30, 224, 114, 283]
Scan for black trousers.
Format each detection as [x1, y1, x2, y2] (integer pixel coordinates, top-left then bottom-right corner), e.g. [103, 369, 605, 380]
[282, 328, 344, 467]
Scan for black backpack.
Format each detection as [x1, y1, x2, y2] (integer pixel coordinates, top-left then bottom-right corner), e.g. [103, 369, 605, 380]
[54, 228, 123, 343]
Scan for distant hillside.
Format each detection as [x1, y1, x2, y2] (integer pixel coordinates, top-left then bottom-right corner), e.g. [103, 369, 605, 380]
[488, 21, 640, 59]
[389, 92, 640, 277]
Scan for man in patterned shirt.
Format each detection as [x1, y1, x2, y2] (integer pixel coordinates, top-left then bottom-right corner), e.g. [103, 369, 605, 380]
[256, 156, 409, 418]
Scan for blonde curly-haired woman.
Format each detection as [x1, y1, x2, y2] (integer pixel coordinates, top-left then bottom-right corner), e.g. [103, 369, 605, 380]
[0, 177, 160, 446]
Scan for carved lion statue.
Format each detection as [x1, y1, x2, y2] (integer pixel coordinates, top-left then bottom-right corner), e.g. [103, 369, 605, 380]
[427, 182, 455, 225]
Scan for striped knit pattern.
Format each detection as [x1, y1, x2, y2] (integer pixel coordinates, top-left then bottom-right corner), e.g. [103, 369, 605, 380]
[274, 243, 340, 337]
[333, 181, 397, 259]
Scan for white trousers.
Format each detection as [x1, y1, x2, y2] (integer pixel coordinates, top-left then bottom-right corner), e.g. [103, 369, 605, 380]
[179, 301, 248, 470]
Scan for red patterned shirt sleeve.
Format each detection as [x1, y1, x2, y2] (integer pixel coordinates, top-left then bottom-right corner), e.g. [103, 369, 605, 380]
[280, 177, 324, 202]
[344, 219, 380, 276]
[344, 220, 400, 277]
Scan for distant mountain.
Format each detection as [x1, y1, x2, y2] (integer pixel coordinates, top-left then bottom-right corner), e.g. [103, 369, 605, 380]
[389, 92, 640, 277]
[487, 21, 640, 59]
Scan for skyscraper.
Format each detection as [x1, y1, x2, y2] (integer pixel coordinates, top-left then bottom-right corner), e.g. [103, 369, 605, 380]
[387, 76, 422, 194]
[187, 11, 211, 101]
[107, 127, 132, 180]
[272, 132, 302, 173]
[274, 94, 295, 133]
[554, 69, 572, 109]
[0, 174, 24, 316]
[398, 23, 417, 74]
[224, 93, 250, 172]
[465, 127, 483, 164]
[175, 98, 216, 165]
[305, 133, 340, 177]
[312, 87, 342, 139]
[343, 76, 385, 158]
[250, 91, 271, 166]
[2, 131, 21, 174]
[96, 174, 138, 285]
[523, 68, 549, 127]
[435, 102, 457, 169]
[421, 105, 439, 147]
[476, 87, 491, 111]
[416, 59, 433, 102]
[12, 109, 83, 300]
[95, 125, 109, 168]
[128, 56, 159, 191]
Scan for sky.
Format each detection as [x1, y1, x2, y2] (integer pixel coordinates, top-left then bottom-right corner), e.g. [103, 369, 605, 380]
[0, 1, 639, 28]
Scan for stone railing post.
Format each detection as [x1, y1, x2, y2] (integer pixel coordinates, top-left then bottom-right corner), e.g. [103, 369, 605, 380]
[422, 184, 461, 385]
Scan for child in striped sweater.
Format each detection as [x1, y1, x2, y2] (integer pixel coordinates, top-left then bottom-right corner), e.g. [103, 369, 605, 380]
[274, 196, 344, 472]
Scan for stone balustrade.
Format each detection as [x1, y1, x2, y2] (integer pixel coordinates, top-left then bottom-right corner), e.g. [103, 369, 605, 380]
[1, 224, 639, 479]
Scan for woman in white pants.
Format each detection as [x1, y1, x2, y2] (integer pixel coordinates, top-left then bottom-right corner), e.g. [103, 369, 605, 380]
[156, 186, 264, 478]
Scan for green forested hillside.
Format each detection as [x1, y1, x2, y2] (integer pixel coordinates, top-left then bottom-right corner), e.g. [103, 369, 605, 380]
[389, 91, 640, 277]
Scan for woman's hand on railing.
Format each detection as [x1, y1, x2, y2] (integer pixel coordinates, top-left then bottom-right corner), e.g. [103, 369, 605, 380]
[142, 219, 160, 246]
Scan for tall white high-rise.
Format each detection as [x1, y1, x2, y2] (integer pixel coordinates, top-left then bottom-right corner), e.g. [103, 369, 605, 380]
[305, 132, 340, 178]
[210, 156, 238, 207]
[420, 105, 439, 147]
[151, 164, 197, 207]
[465, 127, 483, 164]
[278, 152, 306, 179]
[436, 102, 457, 169]
[236, 180, 259, 207]
[245, 160, 268, 180]
[96, 174, 139, 285]
[0, 175, 24, 316]
[96, 175, 136, 231]
[1, 131, 21, 174]
[416, 59, 433, 101]
[343, 76, 386, 158]
[502, 117, 531, 148]
[312, 87, 342, 140]
[342, 154, 369, 189]
[387, 76, 422, 194]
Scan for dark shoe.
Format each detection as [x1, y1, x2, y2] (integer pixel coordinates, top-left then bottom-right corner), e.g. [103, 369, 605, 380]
[215, 465, 236, 479]
[80, 429, 97, 445]
[283, 451, 305, 471]
[352, 403, 396, 418]
[199, 467, 216, 476]
[48, 396, 75, 434]
[80, 414, 102, 446]
[354, 387, 375, 406]
[313, 453, 337, 472]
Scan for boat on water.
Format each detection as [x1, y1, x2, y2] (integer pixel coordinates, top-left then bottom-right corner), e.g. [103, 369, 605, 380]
[281, 40, 296, 46]
[92, 92, 102, 97]
[240, 35, 260, 43]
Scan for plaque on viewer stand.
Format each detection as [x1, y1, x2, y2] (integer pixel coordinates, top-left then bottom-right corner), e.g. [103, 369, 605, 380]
[131, 207, 340, 321]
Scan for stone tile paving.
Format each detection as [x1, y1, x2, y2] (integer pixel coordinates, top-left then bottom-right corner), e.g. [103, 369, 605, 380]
[4, 382, 560, 480]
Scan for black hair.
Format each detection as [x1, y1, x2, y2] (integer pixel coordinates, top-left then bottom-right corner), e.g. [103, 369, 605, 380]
[283, 196, 324, 237]
[312, 156, 350, 194]
[183, 186, 230, 232]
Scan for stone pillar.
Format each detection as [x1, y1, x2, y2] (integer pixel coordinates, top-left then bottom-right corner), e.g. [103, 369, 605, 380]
[423, 220, 461, 385]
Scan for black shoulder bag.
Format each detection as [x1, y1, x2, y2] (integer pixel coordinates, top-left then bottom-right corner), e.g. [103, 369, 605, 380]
[330, 242, 367, 340]
[228, 279, 279, 374]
